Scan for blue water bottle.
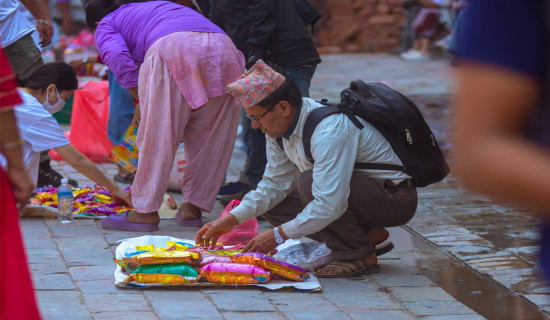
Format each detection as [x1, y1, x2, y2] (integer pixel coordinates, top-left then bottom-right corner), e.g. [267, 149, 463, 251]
[57, 178, 73, 223]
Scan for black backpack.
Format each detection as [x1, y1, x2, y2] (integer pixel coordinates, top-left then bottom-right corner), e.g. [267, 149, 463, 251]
[283, 80, 450, 187]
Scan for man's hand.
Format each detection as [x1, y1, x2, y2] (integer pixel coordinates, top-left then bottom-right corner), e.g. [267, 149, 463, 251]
[195, 214, 239, 249]
[36, 20, 53, 47]
[241, 230, 279, 254]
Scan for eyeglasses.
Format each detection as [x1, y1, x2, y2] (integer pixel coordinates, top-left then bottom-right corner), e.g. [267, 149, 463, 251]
[245, 102, 278, 123]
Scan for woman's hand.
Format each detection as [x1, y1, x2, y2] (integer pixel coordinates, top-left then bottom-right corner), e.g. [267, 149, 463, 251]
[7, 166, 34, 207]
[111, 188, 133, 208]
[132, 102, 141, 128]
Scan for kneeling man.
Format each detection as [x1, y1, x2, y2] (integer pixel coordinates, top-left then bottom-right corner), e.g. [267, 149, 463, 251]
[196, 60, 417, 277]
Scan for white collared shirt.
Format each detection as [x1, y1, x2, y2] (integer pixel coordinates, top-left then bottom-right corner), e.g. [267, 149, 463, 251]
[230, 98, 410, 239]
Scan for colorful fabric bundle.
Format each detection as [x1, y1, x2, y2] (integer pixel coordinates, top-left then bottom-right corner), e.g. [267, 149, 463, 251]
[117, 251, 201, 268]
[199, 263, 271, 284]
[30, 184, 132, 217]
[232, 253, 310, 282]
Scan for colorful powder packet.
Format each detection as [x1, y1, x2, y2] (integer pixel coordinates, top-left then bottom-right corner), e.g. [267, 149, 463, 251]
[119, 251, 202, 267]
[30, 184, 132, 217]
[232, 253, 310, 282]
[109, 124, 138, 174]
[129, 264, 199, 279]
[199, 263, 271, 285]
[125, 273, 198, 285]
[199, 254, 233, 267]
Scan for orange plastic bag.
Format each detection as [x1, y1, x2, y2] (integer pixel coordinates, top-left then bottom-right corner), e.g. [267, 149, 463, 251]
[50, 81, 112, 162]
[217, 200, 259, 246]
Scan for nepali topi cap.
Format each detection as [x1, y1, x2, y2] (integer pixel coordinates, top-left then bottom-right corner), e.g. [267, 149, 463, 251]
[226, 59, 286, 109]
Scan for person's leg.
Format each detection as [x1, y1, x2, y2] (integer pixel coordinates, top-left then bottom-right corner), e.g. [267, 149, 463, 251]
[242, 112, 266, 188]
[56, 1, 73, 35]
[128, 49, 190, 223]
[283, 65, 316, 98]
[107, 70, 136, 180]
[295, 170, 417, 275]
[180, 93, 240, 217]
[3, 34, 43, 79]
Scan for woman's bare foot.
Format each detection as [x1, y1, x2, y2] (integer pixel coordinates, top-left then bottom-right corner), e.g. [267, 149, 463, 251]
[126, 210, 160, 224]
[179, 202, 201, 220]
[365, 227, 389, 245]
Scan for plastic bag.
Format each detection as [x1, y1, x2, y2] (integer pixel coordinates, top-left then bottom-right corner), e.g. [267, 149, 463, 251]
[217, 200, 259, 246]
[50, 81, 112, 162]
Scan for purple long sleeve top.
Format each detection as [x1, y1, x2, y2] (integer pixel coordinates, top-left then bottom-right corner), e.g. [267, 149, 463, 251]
[94, 1, 225, 89]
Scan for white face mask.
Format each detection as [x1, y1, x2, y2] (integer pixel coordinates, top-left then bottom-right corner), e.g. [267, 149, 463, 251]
[42, 88, 65, 114]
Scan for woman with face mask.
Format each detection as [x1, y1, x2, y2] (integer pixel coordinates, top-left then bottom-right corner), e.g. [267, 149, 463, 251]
[4, 61, 132, 206]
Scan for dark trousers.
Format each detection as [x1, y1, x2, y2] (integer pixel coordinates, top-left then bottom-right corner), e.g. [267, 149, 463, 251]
[239, 64, 316, 187]
[263, 170, 418, 261]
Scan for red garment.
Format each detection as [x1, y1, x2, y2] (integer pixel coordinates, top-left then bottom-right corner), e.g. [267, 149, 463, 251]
[0, 48, 42, 320]
[0, 49, 22, 109]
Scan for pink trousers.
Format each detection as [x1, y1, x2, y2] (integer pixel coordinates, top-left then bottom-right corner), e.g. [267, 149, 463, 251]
[132, 45, 240, 213]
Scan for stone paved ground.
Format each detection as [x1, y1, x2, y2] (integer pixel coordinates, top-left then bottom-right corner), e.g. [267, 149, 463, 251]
[21, 54, 550, 319]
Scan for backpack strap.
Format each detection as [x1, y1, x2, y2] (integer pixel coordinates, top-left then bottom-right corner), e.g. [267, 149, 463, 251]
[276, 136, 284, 150]
[303, 104, 406, 173]
[303, 105, 343, 163]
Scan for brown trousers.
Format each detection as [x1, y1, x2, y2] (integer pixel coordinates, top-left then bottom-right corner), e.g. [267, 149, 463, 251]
[263, 170, 418, 261]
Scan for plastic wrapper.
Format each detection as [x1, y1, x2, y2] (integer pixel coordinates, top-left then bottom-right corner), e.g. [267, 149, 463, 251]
[199, 254, 233, 267]
[233, 253, 310, 282]
[116, 251, 201, 268]
[125, 273, 198, 285]
[186, 246, 242, 256]
[273, 242, 334, 271]
[217, 200, 259, 246]
[109, 124, 138, 174]
[199, 263, 271, 284]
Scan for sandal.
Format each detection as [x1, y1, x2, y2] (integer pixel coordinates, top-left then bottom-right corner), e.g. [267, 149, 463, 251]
[314, 259, 380, 278]
[114, 172, 135, 184]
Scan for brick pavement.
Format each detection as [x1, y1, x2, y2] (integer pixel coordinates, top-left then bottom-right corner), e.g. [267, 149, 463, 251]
[20, 54, 549, 319]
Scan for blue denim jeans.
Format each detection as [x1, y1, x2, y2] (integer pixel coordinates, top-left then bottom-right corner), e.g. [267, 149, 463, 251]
[107, 70, 135, 143]
[239, 64, 316, 187]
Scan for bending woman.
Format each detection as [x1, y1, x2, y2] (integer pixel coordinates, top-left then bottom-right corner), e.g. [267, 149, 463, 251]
[5, 62, 132, 205]
[85, 0, 245, 231]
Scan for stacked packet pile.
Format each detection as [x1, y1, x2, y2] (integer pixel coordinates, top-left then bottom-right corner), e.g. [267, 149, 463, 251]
[116, 241, 310, 286]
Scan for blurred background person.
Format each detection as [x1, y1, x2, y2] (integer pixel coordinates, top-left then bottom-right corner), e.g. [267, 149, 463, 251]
[0, 48, 42, 320]
[454, 0, 550, 282]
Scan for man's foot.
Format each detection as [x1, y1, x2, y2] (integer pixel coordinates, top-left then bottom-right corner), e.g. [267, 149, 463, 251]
[218, 182, 253, 205]
[38, 161, 78, 188]
[366, 227, 394, 256]
[315, 253, 379, 278]
[365, 227, 389, 245]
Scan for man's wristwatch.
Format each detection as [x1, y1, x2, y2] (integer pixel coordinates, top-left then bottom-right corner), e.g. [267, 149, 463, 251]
[273, 226, 285, 244]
